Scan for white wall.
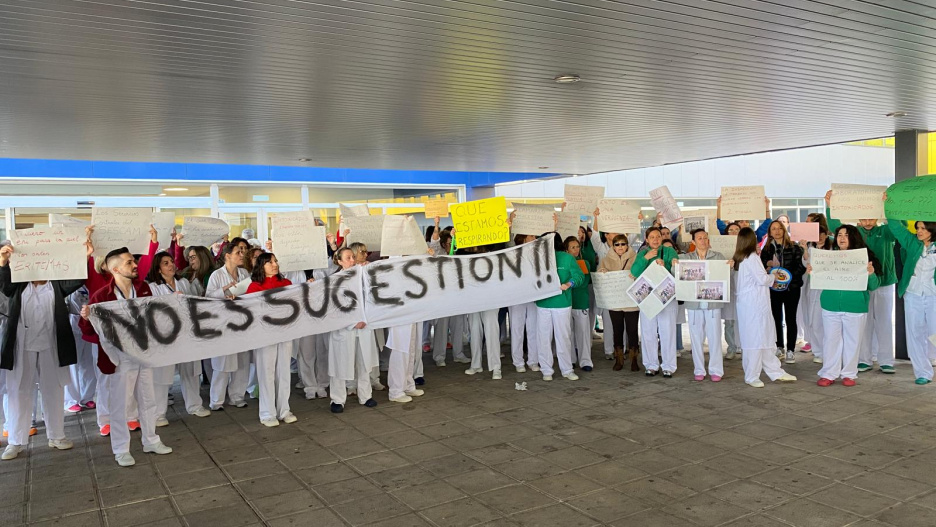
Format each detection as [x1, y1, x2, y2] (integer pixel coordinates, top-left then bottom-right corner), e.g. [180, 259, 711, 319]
[496, 144, 894, 199]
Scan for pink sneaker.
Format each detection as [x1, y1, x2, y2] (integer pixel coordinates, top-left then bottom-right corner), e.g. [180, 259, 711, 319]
[693, 375, 705, 381]
[802, 343, 812, 352]
[66, 404, 82, 413]
[710, 375, 722, 382]
[83, 401, 96, 409]
[422, 344, 431, 353]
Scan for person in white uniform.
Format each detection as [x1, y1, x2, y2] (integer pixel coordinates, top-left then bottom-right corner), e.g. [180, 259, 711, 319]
[145, 251, 211, 424]
[590, 207, 618, 360]
[63, 286, 97, 412]
[721, 222, 742, 360]
[0, 242, 89, 460]
[205, 243, 252, 410]
[732, 228, 797, 387]
[680, 229, 729, 382]
[387, 322, 425, 403]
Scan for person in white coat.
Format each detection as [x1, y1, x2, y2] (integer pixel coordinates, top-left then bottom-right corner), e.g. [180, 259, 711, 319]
[145, 252, 211, 424]
[387, 321, 425, 403]
[590, 207, 618, 360]
[722, 222, 742, 360]
[64, 286, 97, 413]
[327, 248, 379, 412]
[732, 228, 797, 387]
[507, 235, 540, 373]
[0, 242, 89, 460]
[680, 229, 730, 382]
[206, 243, 252, 410]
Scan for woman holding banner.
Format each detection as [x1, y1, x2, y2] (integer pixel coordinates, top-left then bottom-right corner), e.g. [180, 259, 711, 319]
[733, 228, 797, 388]
[508, 234, 540, 373]
[598, 234, 639, 372]
[206, 243, 252, 411]
[535, 233, 586, 382]
[631, 227, 679, 377]
[245, 254, 298, 426]
[145, 252, 211, 424]
[806, 225, 881, 387]
[886, 210, 936, 385]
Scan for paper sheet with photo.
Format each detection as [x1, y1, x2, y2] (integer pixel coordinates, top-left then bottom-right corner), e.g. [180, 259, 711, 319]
[563, 184, 604, 215]
[648, 186, 682, 230]
[809, 248, 868, 291]
[511, 204, 556, 236]
[592, 271, 638, 310]
[596, 199, 641, 234]
[679, 212, 712, 242]
[627, 262, 676, 319]
[675, 259, 731, 303]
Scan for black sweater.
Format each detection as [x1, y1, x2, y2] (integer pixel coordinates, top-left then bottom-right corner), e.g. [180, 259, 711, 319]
[760, 240, 807, 290]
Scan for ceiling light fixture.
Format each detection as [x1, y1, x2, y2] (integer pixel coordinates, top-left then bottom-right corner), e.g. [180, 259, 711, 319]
[553, 74, 581, 84]
[538, 166, 550, 169]
[163, 187, 188, 192]
[886, 111, 908, 118]
[298, 158, 311, 162]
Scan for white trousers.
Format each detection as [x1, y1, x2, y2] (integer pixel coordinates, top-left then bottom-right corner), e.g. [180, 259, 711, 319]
[741, 348, 788, 384]
[571, 309, 594, 368]
[330, 338, 373, 406]
[432, 315, 468, 363]
[859, 285, 895, 366]
[297, 334, 329, 395]
[688, 309, 724, 377]
[508, 303, 539, 368]
[154, 362, 204, 418]
[599, 308, 615, 357]
[64, 337, 96, 408]
[905, 293, 936, 381]
[536, 307, 573, 377]
[803, 286, 824, 358]
[469, 310, 501, 372]
[818, 310, 865, 381]
[108, 361, 160, 454]
[7, 349, 66, 446]
[724, 320, 740, 354]
[640, 301, 678, 373]
[388, 350, 417, 399]
[90, 344, 111, 428]
[209, 352, 250, 409]
[255, 342, 292, 421]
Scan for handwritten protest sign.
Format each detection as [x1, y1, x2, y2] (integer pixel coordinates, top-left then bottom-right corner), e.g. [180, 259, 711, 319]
[424, 199, 450, 219]
[450, 196, 509, 248]
[88, 236, 560, 367]
[181, 216, 230, 248]
[831, 183, 887, 220]
[272, 210, 329, 272]
[675, 259, 730, 303]
[339, 203, 370, 218]
[557, 211, 581, 241]
[885, 175, 936, 221]
[152, 212, 177, 250]
[511, 204, 555, 236]
[708, 235, 737, 258]
[809, 248, 868, 292]
[9, 227, 88, 282]
[91, 208, 152, 256]
[649, 186, 682, 230]
[627, 263, 676, 319]
[344, 215, 385, 251]
[597, 199, 641, 234]
[381, 215, 429, 256]
[790, 222, 820, 243]
[592, 271, 638, 309]
[49, 214, 89, 227]
[720, 185, 765, 221]
[563, 184, 604, 215]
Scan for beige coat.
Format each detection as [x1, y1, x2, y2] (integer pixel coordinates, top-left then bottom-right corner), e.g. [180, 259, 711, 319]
[598, 249, 639, 312]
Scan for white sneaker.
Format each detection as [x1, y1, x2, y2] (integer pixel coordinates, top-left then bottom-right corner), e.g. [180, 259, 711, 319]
[261, 419, 280, 428]
[348, 389, 357, 397]
[192, 407, 211, 418]
[725, 350, 736, 360]
[813, 357, 823, 364]
[747, 380, 765, 388]
[492, 370, 502, 380]
[155, 416, 169, 427]
[453, 357, 471, 364]
[465, 368, 482, 375]
[405, 389, 425, 397]
[295, 382, 304, 389]
[777, 373, 797, 382]
[776, 347, 784, 358]
[2, 445, 25, 460]
[785, 351, 796, 364]
[48, 439, 74, 450]
[390, 395, 413, 403]
[372, 382, 386, 391]
[676, 350, 683, 358]
[436, 361, 447, 367]
[282, 413, 298, 424]
[604, 355, 613, 361]
[563, 373, 579, 381]
[143, 442, 173, 455]
[529, 364, 541, 372]
[115, 453, 136, 467]
[515, 366, 526, 373]
[542, 375, 553, 381]
[316, 389, 328, 399]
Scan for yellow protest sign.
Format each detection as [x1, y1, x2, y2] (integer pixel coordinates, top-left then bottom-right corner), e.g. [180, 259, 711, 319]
[450, 197, 510, 248]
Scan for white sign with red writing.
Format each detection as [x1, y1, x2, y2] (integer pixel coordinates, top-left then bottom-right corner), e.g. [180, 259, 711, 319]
[9, 226, 88, 282]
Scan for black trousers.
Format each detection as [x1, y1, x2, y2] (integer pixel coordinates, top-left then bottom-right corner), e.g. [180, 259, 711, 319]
[609, 310, 639, 349]
[770, 288, 801, 351]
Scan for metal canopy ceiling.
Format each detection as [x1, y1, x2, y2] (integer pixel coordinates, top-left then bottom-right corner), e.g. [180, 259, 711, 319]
[0, 0, 933, 176]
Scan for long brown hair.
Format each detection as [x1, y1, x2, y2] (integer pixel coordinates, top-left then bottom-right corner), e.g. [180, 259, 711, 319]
[767, 220, 793, 247]
[732, 227, 759, 269]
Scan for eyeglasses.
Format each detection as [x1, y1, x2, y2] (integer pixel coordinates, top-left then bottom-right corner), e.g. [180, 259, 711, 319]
[614, 243, 628, 247]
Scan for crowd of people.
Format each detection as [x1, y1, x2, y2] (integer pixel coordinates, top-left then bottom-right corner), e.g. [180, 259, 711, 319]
[0, 188, 933, 468]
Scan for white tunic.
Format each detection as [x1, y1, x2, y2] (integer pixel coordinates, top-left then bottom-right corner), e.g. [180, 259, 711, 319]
[147, 277, 199, 385]
[12, 282, 69, 388]
[736, 254, 778, 350]
[908, 244, 936, 296]
[386, 323, 422, 354]
[327, 326, 377, 381]
[206, 266, 252, 371]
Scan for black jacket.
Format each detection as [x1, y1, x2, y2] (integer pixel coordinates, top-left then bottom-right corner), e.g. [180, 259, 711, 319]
[0, 265, 84, 370]
[760, 240, 807, 290]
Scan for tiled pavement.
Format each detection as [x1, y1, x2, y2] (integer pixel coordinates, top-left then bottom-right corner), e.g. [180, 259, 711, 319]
[3, 341, 936, 527]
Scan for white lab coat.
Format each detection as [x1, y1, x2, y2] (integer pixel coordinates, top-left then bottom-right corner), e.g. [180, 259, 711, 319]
[328, 326, 377, 381]
[148, 278, 200, 385]
[206, 267, 252, 372]
[736, 254, 778, 350]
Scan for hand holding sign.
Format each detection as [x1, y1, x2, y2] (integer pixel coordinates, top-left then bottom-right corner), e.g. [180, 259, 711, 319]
[8, 226, 90, 282]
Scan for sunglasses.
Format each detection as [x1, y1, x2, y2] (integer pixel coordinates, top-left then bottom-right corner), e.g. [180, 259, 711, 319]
[613, 242, 628, 247]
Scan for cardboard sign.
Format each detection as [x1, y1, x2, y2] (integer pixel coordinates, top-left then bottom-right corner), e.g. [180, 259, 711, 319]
[708, 235, 738, 258]
[9, 226, 89, 282]
[339, 203, 370, 218]
[790, 222, 820, 243]
[181, 217, 229, 248]
[381, 215, 430, 256]
[592, 271, 638, 310]
[809, 248, 869, 292]
[720, 185, 766, 221]
[344, 215, 385, 251]
[450, 197, 510, 248]
[272, 210, 329, 272]
[596, 199, 641, 234]
[830, 183, 887, 220]
[674, 259, 731, 303]
[648, 186, 682, 230]
[885, 175, 936, 221]
[627, 263, 676, 319]
[511, 204, 555, 236]
[152, 212, 177, 250]
[90, 207, 152, 256]
[557, 211, 581, 241]
[424, 199, 450, 219]
[563, 184, 605, 215]
[48, 214, 90, 227]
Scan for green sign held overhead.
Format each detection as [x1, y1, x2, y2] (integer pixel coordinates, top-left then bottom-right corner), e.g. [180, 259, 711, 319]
[885, 174, 936, 221]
